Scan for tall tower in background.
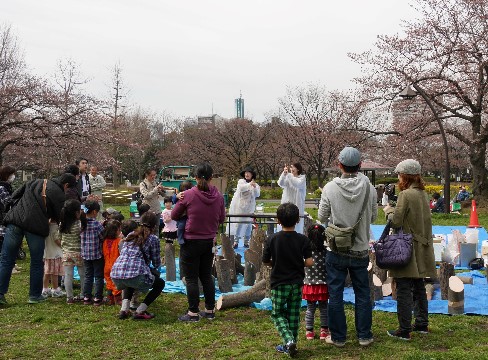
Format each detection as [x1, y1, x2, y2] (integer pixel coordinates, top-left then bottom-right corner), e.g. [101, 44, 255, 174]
[235, 91, 244, 118]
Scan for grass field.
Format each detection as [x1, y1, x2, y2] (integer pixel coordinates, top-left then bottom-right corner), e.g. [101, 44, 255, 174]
[1, 203, 488, 359]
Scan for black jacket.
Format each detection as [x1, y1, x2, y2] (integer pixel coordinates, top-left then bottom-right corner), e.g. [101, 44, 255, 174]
[4, 177, 66, 237]
[77, 173, 91, 201]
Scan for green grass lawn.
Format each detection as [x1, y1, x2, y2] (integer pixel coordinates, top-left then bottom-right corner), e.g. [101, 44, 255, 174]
[1, 203, 488, 359]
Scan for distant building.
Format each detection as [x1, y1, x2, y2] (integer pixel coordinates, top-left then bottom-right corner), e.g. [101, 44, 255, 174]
[184, 114, 223, 129]
[235, 92, 244, 118]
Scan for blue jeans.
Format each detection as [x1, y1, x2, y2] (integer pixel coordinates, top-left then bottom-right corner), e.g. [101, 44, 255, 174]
[326, 251, 372, 342]
[83, 258, 105, 300]
[0, 224, 45, 298]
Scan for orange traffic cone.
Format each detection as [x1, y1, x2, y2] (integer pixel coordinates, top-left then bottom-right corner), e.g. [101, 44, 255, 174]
[468, 200, 481, 228]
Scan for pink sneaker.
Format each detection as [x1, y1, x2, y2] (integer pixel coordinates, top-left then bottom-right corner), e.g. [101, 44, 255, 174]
[306, 330, 315, 340]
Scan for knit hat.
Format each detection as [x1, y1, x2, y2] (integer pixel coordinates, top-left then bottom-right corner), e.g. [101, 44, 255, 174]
[394, 159, 421, 175]
[338, 147, 361, 167]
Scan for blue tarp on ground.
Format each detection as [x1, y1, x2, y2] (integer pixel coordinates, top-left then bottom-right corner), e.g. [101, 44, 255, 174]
[74, 226, 487, 315]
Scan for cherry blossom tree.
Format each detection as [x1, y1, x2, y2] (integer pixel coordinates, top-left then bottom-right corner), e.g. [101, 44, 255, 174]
[350, 0, 488, 198]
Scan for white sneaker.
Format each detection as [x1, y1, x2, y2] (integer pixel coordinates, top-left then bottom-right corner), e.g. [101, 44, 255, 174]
[359, 338, 374, 346]
[51, 289, 66, 298]
[41, 289, 52, 297]
[325, 335, 345, 348]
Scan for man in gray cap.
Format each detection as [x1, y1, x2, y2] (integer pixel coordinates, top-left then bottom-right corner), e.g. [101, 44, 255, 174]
[318, 146, 377, 347]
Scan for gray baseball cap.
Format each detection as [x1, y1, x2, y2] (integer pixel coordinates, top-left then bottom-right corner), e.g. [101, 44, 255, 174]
[338, 146, 361, 167]
[394, 159, 421, 175]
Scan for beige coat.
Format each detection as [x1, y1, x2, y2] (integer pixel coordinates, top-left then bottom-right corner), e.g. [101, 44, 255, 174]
[385, 184, 436, 278]
[140, 179, 162, 215]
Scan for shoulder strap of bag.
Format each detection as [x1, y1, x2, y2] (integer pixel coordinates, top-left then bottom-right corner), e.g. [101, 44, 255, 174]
[42, 179, 47, 210]
[352, 184, 371, 230]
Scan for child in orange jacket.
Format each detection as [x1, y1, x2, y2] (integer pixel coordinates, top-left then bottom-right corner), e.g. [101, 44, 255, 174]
[103, 219, 122, 305]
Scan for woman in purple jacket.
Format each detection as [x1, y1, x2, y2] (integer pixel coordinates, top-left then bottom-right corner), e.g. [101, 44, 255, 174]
[172, 162, 226, 322]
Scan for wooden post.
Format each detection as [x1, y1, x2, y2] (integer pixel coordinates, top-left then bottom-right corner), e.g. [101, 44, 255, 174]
[164, 242, 176, 282]
[215, 256, 233, 293]
[439, 262, 455, 300]
[456, 276, 473, 285]
[257, 264, 272, 298]
[382, 277, 393, 297]
[244, 261, 256, 286]
[369, 252, 388, 282]
[425, 283, 435, 300]
[220, 234, 238, 284]
[235, 253, 245, 275]
[448, 276, 464, 315]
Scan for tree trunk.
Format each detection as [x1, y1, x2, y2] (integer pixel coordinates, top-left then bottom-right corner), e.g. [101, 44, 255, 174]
[235, 253, 245, 275]
[369, 252, 388, 282]
[448, 276, 464, 315]
[216, 279, 266, 310]
[439, 262, 455, 300]
[244, 261, 256, 286]
[215, 256, 233, 293]
[164, 242, 176, 282]
[469, 139, 488, 197]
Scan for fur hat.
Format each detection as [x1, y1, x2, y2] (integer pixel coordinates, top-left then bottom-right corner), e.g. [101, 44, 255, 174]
[240, 166, 256, 180]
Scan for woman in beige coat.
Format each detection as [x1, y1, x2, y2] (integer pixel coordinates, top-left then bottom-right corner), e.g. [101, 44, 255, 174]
[383, 159, 436, 341]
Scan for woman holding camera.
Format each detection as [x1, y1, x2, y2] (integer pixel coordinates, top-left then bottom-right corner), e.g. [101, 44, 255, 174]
[140, 169, 164, 234]
[277, 163, 306, 234]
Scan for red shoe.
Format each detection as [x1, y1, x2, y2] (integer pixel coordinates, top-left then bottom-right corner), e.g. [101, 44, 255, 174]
[133, 311, 155, 320]
[320, 328, 330, 340]
[306, 330, 315, 340]
[107, 294, 115, 306]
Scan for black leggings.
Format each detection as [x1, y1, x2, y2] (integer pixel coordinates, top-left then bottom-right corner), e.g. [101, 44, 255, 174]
[123, 276, 165, 307]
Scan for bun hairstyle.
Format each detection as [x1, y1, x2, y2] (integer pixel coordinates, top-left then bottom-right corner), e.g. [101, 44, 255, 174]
[194, 162, 213, 192]
[307, 223, 326, 253]
[59, 199, 82, 234]
[126, 211, 158, 246]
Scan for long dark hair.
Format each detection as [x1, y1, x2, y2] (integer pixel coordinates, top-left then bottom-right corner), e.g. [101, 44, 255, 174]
[126, 212, 158, 246]
[194, 162, 213, 192]
[307, 223, 325, 253]
[59, 199, 81, 234]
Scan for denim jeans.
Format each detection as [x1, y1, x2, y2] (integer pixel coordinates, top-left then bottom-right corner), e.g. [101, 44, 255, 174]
[395, 277, 428, 332]
[326, 251, 372, 342]
[179, 239, 215, 313]
[0, 224, 46, 299]
[83, 258, 105, 300]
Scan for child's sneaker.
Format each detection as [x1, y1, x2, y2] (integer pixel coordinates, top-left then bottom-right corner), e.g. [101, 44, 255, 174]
[118, 310, 131, 320]
[133, 311, 155, 320]
[387, 329, 411, 341]
[306, 330, 315, 340]
[93, 298, 103, 306]
[114, 294, 122, 306]
[51, 288, 65, 298]
[66, 297, 75, 304]
[286, 342, 297, 358]
[320, 328, 330, 340]
[41, 289, 52, 297]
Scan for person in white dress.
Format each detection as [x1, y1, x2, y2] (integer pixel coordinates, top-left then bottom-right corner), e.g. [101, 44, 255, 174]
[227, 167, 260, 248]
[277, 163, 306, 234]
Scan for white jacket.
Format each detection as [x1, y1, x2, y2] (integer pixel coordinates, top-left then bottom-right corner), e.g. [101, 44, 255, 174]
[227, 179, 260, 236]
[277, 172, 306, 234]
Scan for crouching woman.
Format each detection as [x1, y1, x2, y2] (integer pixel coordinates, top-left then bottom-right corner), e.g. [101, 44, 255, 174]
[111, 212, 165, 320]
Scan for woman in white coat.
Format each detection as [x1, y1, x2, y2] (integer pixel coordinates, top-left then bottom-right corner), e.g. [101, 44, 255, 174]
[227, 167, 260, 248]
[277, 163, 306, 234]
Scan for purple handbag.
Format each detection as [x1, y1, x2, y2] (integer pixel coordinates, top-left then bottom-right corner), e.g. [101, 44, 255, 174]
[373, 221, 413, 269]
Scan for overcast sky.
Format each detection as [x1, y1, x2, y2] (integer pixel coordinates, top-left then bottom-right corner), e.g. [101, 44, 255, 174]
[3, 1, 418, 121]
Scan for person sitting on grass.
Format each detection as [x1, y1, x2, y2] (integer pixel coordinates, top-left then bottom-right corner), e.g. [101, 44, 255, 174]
[431, 192, 445, 213]
[262, 202, 313, 358]
[111, 211, 164, 320]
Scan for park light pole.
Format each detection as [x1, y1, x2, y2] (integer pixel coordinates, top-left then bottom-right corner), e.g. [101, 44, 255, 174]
[399, 85, 451, 213]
